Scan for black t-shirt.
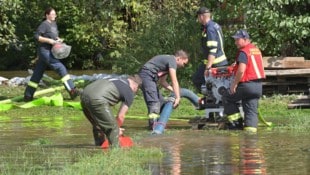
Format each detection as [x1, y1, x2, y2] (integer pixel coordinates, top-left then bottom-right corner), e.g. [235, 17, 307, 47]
[82, 78, 134, 107]
[110, 79, 134, 107]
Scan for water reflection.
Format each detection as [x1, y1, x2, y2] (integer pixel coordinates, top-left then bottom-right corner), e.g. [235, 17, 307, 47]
[0, 115, 309, 174]
[140, 130, 309, 175]
[239, 134, 266, 175]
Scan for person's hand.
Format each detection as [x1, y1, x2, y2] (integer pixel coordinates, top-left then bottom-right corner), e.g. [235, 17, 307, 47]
[230, 84, 237, 94]
[56, 38, 63, 43]
[204, 69, 210, 77]
[119, 127, 125, 136]
[173, 97, 180, 109]
[49, 39, 57, 45]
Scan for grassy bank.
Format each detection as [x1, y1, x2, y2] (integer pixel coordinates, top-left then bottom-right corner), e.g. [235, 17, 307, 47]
[0, 85, 309, 174]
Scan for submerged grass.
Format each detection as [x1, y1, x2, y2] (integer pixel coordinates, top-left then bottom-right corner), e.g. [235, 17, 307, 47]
[0, 145, 162, 175]
[0, 85, 309, 174]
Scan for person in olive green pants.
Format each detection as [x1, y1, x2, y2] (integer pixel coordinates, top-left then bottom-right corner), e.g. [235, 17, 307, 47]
[80, 75, 141, 148]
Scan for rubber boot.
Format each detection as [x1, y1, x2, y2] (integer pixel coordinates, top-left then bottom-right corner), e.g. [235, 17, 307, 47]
[244, 126, 257, 133]
[24, 80, 39, 102]
[148, 113, 159, 130]
[93, 127, 105, 146]
[226, 113, 243, 130]
[61, 75, 79, 100]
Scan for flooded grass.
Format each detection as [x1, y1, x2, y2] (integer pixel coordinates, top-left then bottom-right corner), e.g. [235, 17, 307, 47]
[0, 146, 162, 175]
[0, 85, 310, 174]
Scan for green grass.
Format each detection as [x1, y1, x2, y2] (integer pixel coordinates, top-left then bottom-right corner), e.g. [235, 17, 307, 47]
[0, 146, 162, 175]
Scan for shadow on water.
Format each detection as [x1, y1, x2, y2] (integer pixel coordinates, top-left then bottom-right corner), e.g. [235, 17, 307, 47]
[0, 115, 309, 174]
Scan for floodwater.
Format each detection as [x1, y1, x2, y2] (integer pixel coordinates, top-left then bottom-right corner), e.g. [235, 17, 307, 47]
[0, 114, 309, 174]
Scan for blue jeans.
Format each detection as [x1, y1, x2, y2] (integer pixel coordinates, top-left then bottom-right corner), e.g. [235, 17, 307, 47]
[24, 47, 75, 98]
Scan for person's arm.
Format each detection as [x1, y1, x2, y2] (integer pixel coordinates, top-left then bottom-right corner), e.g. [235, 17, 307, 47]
[116, 103, 129, 127]
[38, 36, 56, 45]
[168, 68, 180, 108]
[159, 75, 173, 92]
[116, 103, 129, 136]
[206, 55, 215, 69]
[230, 62, 246, 94]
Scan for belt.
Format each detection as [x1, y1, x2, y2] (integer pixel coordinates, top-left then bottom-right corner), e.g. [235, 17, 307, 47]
[203, 55, 226, 65]
[239, 79, 262, 84]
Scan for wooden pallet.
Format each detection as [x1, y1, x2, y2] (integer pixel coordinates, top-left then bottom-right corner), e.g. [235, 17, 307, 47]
[263, 57, 310, 95]
[288, 95, 310, 109]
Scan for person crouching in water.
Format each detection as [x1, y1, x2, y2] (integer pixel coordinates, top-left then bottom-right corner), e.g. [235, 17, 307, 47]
[80, 75, 142, 148]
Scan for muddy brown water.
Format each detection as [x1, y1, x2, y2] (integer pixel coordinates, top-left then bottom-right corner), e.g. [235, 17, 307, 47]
[0, 114, 309, 174]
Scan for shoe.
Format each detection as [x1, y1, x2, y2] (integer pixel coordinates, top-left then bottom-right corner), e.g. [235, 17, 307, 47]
[69, 88, 80, 100]
[24, 96, 33, 102]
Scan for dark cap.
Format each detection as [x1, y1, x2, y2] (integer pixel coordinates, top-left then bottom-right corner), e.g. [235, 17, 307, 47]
[196, 7, 210, 15]
[232, 30, 250, 39]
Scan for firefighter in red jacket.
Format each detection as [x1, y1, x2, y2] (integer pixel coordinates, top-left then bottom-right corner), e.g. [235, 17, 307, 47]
[222, 29, 265, 132]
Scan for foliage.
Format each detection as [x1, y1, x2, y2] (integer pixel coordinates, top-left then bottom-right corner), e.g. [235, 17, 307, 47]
[245, 0, 310, 58]
[0, 0, 309, 73]
[0, 0, 24, 69]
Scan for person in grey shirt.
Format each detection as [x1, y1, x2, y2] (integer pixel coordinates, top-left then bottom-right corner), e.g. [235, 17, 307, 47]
[138, 50, 189, 129]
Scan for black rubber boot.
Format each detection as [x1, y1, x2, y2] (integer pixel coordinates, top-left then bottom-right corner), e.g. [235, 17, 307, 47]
[93, 128, 105, 146]
[226, 118, 244, 130]
[69, 88, 80, 100]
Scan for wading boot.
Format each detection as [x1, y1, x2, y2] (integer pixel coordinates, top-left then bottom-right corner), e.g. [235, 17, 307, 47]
[69, 88, 80, 100]
[23, 95, 33, 102]
[148, 113, 159, 130]
[226, 113, 243, 130]
[93, 128, 105, 146]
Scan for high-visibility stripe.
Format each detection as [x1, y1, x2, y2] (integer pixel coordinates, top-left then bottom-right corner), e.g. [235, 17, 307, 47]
[207, 41, 218, 47]
[210, 48, 217, 53]
[244, 127, 257, 133]
[148, 113, 159, 119]
[27, 81, 38, 88]
[204, 54, 226, 64]
[61, 74, 71, 82]
[216, 30, 226, 56]
[250, 54, 263, 79]
[227, 113, 242, 122]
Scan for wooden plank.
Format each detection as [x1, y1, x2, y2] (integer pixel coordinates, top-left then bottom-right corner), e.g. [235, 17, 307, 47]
[263, 56, 305, 68]
[287, 95, 310, 109]
[265, 69, 310, 76]
[288, 103, 310, 109]
[283, 61, 310, 68]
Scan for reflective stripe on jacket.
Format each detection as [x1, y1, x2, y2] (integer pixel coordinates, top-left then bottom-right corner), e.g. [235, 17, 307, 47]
[235, 43, 265, 82]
